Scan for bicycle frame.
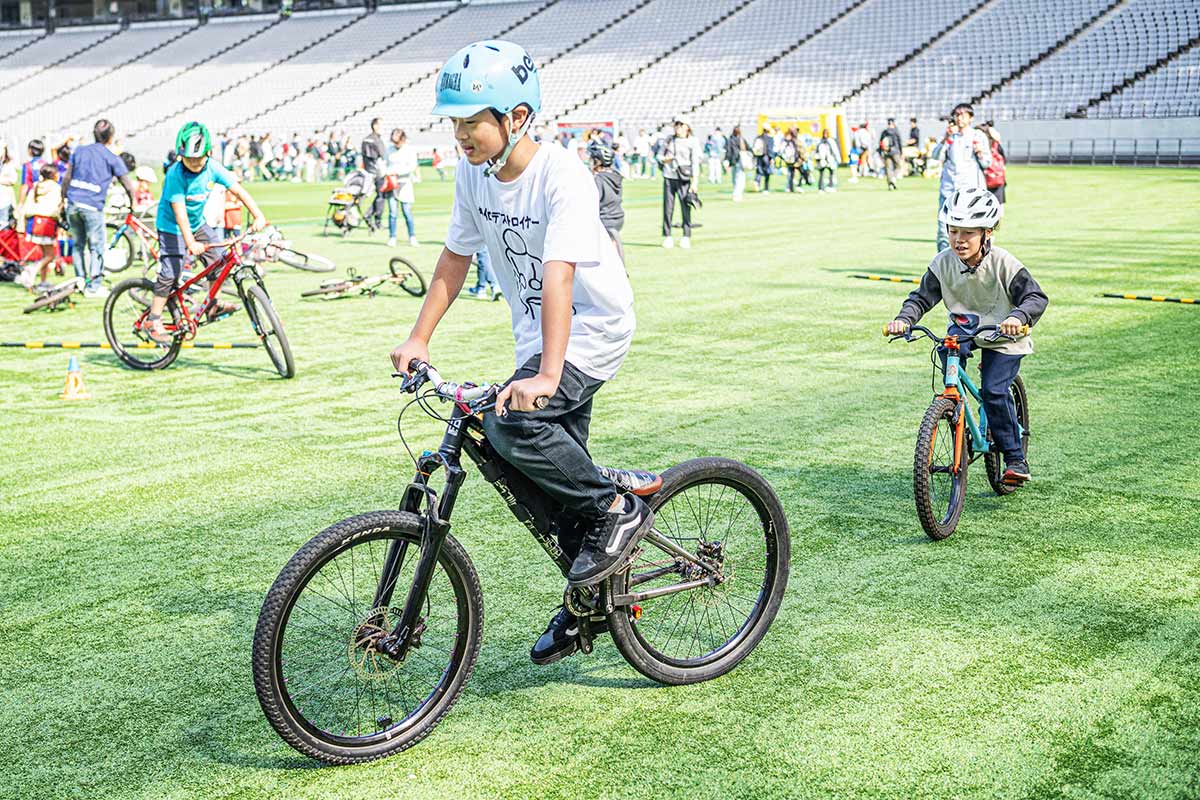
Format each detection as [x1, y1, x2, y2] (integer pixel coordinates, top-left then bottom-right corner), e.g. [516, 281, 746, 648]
[371, 387, 723, 662]
[939, 336, 991, 460]
[141, 241, 257, 340]
[109, 212, 159, 263]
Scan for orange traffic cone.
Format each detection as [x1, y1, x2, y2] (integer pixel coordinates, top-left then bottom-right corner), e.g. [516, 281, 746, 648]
[60, 355, 91, 401]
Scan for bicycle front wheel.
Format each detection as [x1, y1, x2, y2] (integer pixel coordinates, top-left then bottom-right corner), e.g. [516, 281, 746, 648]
[607, 457, 790, 685]
[278, 248, 336, 273]
[253, 511, 483, 765]
[23, 283, 78, 313]
[914, 396, 969, 540]
[102, 277, 182, 370]
[243, 283, 295, 378]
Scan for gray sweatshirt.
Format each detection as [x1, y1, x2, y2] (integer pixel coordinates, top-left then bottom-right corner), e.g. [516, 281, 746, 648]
[896, 245, 1048, 355]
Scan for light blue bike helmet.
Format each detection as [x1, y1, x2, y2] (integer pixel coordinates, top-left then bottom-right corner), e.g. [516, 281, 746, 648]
[433, 40, 540, 176]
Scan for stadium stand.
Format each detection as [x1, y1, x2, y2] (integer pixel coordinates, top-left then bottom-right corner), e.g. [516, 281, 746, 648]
[844, 0, 1116, 122]
[685, 0, 986, 132]
[569, 0, 863, 130]
[981, 0, 1200, 120]
[1, 0, 1196, 160]
[225, 2, 549, 140]
[1092, 41, 1200, 117]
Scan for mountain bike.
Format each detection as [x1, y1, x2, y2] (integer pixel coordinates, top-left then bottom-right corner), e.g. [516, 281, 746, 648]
[102, 230, 295, 377]
[300, 257, 426, 300]
[253, 360, 790, 764]
[886, 322, 1031, 540]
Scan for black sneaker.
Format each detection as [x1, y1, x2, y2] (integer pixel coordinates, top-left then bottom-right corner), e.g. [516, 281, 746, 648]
[567, 493, 654, 587]
[1003, 460, 1031, 485]
[530, 606, 608, 665]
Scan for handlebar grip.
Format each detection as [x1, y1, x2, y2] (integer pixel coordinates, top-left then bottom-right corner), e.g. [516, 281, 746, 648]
[408, 358, 426, 372]
[1020, 324, 1030, 335]
[534, 396, 549, 410]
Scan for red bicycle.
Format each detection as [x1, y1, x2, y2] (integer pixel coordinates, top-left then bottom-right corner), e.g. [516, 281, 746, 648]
[102, 230, 295, 377]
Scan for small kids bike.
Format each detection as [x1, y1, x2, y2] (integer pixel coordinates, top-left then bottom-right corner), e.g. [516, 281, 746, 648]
[253, 361, 790, 764]
[102, 229, 294, 377]
[887, 322, 1031, 540]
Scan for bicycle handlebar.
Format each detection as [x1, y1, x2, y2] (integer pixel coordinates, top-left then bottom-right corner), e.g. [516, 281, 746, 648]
[883, 323, 1029, 344]
[393, 359, 550, 411]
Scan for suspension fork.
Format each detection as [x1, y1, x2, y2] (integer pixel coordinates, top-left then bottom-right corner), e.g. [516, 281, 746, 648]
[377, 410, 470, 660]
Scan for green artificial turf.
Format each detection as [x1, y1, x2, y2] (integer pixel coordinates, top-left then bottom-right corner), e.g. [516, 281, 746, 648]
[1, 165, 1198, 799]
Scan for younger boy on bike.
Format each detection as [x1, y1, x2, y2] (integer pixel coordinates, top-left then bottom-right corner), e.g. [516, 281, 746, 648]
[390, 40, 652, 665]
[885, 188, 1048, 485]
[144, 121, 267, 343]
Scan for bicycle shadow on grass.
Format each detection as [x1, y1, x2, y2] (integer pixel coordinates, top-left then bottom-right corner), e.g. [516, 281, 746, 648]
[79, 352, 283, 381]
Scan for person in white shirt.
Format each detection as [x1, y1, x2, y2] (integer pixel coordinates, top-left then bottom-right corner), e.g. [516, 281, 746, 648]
[932, 103, 992, 252]
[385, 128, 419, 247]
[390, 40, 653, 666]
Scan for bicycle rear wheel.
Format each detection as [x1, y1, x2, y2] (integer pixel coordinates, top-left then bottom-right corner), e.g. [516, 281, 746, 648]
[913, 396, 968, 540]
[253, 510, 483, 764]
[243, 282, 295, 378]
[389, 257, 427, 297]
[104, 224, 135, 273]
[102, 277, 183, 370]
[607, 457, 789, 685]
[301, 281, 355, 298]
[985, 375, 1030, 496]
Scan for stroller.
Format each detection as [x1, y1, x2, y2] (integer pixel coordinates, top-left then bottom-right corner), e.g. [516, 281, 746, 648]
[324, 169, 374, 236]
[0, 220, 72, 285]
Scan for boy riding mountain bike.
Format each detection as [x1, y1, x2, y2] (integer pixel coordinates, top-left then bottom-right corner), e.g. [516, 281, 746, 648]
[390, 40, 654, 666]
[885, 188, 1048, 485]
[144, 122, 268, 343]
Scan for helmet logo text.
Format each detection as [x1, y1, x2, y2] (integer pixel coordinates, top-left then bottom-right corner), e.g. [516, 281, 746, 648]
[510, 54, 536, 85]
[439, 71, 462, 92]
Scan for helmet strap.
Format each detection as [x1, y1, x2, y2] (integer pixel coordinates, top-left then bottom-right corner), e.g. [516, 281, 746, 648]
[485, 109, 535, 178]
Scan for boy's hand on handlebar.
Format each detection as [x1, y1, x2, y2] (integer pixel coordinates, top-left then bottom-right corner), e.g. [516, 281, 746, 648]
[999, 316, 1026, 336]
[249, 215, 268, 233]
[495, 373, 557, 416]
[390, 337, 429, 374]
[885, 319, 910, 336]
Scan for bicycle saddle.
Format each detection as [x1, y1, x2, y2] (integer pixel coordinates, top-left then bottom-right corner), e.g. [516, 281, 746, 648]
[597, 466, 662, 497]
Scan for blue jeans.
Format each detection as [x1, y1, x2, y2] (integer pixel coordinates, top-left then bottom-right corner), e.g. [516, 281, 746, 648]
[387, 196, 415, 239]
[66, 204, 106, 285]
[936, 187, 951, 252]
[473, 249, 497, 291]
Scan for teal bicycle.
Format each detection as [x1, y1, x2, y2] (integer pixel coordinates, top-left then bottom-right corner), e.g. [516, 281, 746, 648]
[887, 322, 1030, 540]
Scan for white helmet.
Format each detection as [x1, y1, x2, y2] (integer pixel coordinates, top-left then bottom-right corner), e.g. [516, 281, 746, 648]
[939, 187, 1001, 229]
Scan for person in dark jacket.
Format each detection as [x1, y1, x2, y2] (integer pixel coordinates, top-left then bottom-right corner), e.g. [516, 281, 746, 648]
[753, 126, 774, 192]
[880, 118, 904, 190]
[725, 125, 749, 201]
[361, 117, 386, 232]
[589, 140, 625, 263]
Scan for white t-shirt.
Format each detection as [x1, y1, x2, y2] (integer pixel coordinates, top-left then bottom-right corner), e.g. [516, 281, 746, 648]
[445, 142, 635, 381]
[386, 144, 417, 204]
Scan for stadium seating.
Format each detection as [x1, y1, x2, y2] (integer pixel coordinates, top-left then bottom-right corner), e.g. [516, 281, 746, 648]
[982, 0, 1200, 120]
[1092, 44, 1200, 118]
[1, 0, 1196, 159]
[845, 0, 1116, 122]
[689, 0, 985, 131]
[569, 0, 861, 130]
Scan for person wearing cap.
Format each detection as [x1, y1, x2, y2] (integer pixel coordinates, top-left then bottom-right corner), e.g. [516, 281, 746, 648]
[391, 40, 651, 665]
[932, 103, 992, 253]
[658, 114, 701, 249]
[60, 119, 138, 297]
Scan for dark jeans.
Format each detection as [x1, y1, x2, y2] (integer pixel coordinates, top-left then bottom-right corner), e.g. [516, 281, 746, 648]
[786, 165, 800, 191]
[662, 177, 691, 236]
[883, 152, 901, 185]
[818, 167, 833, 190]
[483, 355, 618, 522]
[369, 176, 388, 227]
[941, 341, 1025, 463]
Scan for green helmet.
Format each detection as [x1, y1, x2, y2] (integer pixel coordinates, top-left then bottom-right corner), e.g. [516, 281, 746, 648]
[176, 121, 211, 158]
